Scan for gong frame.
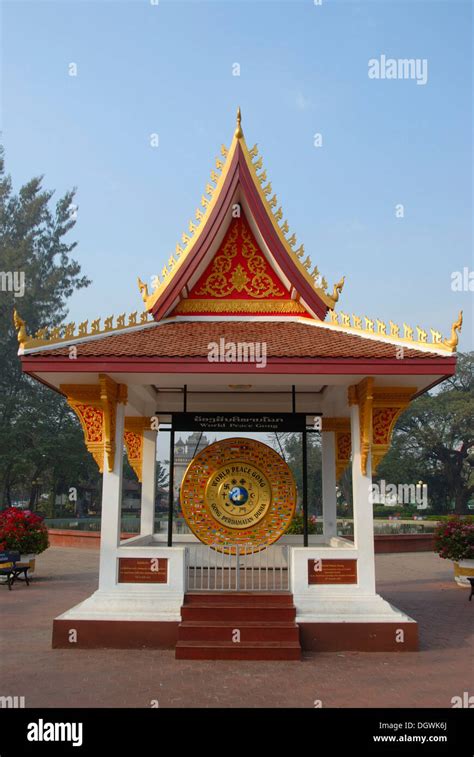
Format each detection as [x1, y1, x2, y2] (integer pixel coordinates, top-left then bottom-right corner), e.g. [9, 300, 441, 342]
[162, 385, 322, 547]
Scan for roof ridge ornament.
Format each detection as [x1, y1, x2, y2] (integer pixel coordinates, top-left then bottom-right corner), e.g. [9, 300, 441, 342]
[137, 277, 149, 303]
[331, 276, 345, 304]
[17, 307, 153, 351]
[234, 106, 243, 139]
[13, 308, 28, 348]
[17, 301, 459, 355]
[327, 308, 459, 353]
[443, 310, 463, 350]
[137, 109, 344, 314]
[242, 136, 345, 310]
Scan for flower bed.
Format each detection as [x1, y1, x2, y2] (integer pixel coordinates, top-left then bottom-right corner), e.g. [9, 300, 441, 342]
[434, 516, 474, 562]
[0, 507, 49, 555]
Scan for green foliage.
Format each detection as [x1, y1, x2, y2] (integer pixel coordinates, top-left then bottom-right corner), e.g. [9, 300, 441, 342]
[155, 460, 169, 489]
[0, 147, 93, 512]
[372, 504, 421, 519]
[275, 432, 322, 517]
[434, 516, 474, 561]
[376, 353, 474, 515]
[285, 512, 318, 535]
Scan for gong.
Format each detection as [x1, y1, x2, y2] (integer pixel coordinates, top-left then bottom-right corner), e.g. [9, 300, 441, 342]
[180, 437, 296, 550]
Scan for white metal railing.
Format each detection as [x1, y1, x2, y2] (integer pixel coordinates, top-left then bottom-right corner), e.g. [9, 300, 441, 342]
[185, 543, 290, 592]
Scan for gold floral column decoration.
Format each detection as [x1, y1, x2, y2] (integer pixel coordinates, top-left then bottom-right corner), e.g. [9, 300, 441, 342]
[371, 388, 416, 473]
[124, 417, 152, 482]
[61, 376, 128, 473]
[99, 375, 128, 472]
[60, 385, 105, 470]
[348, 381, 416, 475]
[321, 417, 352, 480]
[348, 377, 374, 476]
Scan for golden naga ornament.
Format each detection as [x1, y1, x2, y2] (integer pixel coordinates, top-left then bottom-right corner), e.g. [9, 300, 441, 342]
[180, 438, 296, 552]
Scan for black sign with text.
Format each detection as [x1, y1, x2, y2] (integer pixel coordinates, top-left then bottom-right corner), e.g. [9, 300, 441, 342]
[172, 412, 316, 433]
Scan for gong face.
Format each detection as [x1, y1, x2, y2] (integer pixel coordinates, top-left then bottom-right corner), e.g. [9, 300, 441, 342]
[205, 461, 272, 530]
[180, 438, 296, 550]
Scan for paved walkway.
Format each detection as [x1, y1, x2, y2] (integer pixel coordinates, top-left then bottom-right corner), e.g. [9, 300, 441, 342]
[1, 548, 472, 708]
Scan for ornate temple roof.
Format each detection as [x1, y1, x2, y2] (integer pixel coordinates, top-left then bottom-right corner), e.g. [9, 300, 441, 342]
[137, 107, 344, 322]
[21, 320, 457, 371]
[14, 109, 462, 364]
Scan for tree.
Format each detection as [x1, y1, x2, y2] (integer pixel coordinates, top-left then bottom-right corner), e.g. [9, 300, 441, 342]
[270, 433, 322, 517]
[376, 352, 474, 514]
[0, 146, 91, 509]
[155, 461, 169, 512]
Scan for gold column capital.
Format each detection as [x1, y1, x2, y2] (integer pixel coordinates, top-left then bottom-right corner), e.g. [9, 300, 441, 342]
[61, 377, 128, 473]
[123, 417, 155, 482]
[322, 417, 351, 433]
[347, 380, 417, 475]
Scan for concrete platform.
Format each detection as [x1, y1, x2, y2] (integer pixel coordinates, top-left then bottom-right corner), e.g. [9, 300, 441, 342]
[0, 547, 472, 708]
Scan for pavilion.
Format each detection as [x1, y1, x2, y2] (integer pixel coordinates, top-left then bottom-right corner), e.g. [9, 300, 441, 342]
[15, 109, 461, 659]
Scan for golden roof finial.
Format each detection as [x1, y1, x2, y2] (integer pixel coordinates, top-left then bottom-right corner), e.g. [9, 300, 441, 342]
[330, 275, 345, 305]
[137, 277, 149, 304]
[444, 310, 463, 351]
[235, 106, 243, 139]
[13, 308, 28, 347]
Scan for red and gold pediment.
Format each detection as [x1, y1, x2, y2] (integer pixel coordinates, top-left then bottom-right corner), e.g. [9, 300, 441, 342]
[173, 213, 309, 316]
[138, 109, 345, 321]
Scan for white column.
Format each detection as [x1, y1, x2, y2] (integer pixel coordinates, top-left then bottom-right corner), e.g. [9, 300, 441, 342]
[98, 402, 125, 591]
[350, 403, 376, 595]
[140, 430, 157, 536]
[322, 431, 337, 540]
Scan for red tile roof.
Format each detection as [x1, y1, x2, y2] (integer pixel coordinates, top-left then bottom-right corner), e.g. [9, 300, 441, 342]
[25, 321, 449, 361]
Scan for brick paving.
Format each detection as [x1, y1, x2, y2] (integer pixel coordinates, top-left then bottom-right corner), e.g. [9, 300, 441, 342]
[0, 548, 472, 708]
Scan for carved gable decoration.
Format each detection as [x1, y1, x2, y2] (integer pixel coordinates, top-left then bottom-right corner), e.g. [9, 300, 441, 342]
[173, 213, 308, 316]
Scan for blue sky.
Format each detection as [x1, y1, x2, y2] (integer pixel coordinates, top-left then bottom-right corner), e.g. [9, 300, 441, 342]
[2, 0, 472, 348]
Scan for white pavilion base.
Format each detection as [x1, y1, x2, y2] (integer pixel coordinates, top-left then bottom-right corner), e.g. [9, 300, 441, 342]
[52, 586, 418, 652]
[295, 593, 418, 651]
[52, 589, 182, 649]
[51, 537, 418, 652]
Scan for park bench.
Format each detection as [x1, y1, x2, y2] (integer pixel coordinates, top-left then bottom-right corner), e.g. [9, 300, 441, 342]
[468, 577, 474, 602]
[0, 551, 30, 590]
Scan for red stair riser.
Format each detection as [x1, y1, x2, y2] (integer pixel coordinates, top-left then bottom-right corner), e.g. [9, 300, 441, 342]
[181, 606, 295, 622]
[184, 593, 294, 606]
[176, 592, 302, 661]
[178, 623, 299, 643]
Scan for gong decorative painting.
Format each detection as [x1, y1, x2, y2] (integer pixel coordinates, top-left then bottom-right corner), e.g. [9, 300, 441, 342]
[180, 438, 296, 551]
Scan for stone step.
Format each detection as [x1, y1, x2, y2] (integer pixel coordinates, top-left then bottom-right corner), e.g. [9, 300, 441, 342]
[181, 604, 296, 622]
[184, 592, 294, 606]
[178, 620, 300, 643]
[175, 640, 302, 661]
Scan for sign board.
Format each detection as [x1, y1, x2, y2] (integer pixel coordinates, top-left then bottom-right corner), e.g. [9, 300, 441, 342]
[172, 412, 315, 433]
[308, 558, 357, 585]
[118, 557, 168, 584]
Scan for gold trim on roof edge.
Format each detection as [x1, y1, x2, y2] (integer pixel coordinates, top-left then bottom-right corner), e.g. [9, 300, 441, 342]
[15, 308, 154, 350]
[137, 107, 344, 314]
[15, 304, 460, 355]
[327, 309, 462, 353]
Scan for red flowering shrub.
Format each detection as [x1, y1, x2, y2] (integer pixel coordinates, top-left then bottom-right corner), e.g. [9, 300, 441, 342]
[286, 513, 318, 534]
[434, 516, 474, 562]
[0, 508, 49, 555]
